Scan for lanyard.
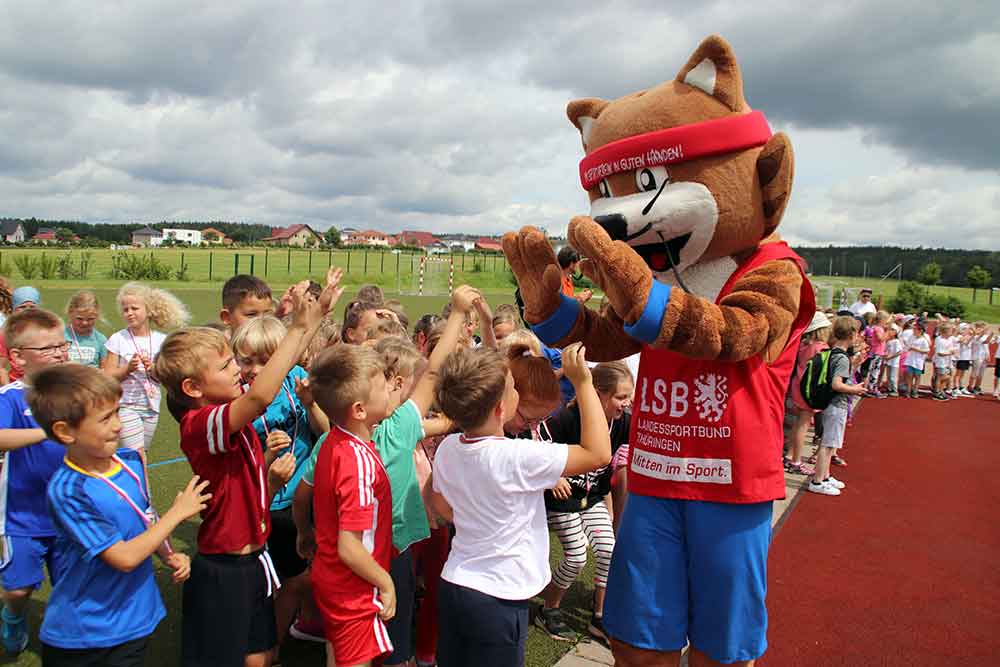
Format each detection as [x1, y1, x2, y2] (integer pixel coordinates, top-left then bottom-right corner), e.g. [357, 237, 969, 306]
[126, 329, 158, 404]
[257, 383, 300, 447]
[67, 327, 85, 361]
[93, 455, 174, 555]
[242, 430, 269, 533]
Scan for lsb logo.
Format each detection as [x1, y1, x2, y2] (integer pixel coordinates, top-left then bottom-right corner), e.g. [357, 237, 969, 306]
[638, 373, 729, 423]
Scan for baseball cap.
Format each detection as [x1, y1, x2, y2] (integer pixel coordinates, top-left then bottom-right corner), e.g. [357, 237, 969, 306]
[12, 286, 41, 309]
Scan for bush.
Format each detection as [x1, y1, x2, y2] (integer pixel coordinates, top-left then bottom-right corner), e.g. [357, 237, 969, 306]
[924, 294, 965, 318]
[109, 252, 173, 281]
[13, 255, 38, 279]
[37, 254, 58, 280]
[885, 280, 965, 318]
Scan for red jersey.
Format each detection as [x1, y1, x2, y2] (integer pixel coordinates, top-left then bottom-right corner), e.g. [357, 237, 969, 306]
[311, 426, 393, 620]
[628, 242, 815, 504]
[180, 403, 270, 553]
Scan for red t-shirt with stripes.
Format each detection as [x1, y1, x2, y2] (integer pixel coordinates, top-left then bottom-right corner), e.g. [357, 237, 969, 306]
[180, 403, 270, 554]
[311, 426, 393, 620]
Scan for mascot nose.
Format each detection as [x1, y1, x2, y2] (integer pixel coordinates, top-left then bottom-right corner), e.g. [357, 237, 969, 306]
[593, 214, 628, 241]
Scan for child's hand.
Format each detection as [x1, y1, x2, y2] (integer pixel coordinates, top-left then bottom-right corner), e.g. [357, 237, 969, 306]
[317, 267, 346, 318]
[561, 342, 592, 388]
[378, 581, 397, 621]
[450, 285, 482, 315]
[127, 354, 144, 373]
[294, 377, 315, 408]
[165, 552, 192, 584]
[268, 452, 296, 488]
[296, 528, 317, 561]
[473, 293, 494, 322]
[169, 476, 212, 522]
[275, 285, 296, 318]
[551, 478, 572, 500]
[265, 430, 292, 462]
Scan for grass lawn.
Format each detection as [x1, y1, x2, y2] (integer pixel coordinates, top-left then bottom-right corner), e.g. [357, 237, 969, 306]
[5, 285, 591, 667]
[809, 275, 1000, 323]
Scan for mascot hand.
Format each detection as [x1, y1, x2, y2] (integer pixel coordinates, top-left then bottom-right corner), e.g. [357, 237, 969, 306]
[568, 216, 654, 325]
[502, 226, 565, 324]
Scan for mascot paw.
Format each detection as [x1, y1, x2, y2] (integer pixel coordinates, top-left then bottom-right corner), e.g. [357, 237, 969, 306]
[502, 226, 565, 324]
[568, 216, 654, 324]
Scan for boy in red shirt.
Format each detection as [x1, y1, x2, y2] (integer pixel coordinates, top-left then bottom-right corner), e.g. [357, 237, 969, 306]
[154, 268, 344, 667]
[309, 344, 395, 667]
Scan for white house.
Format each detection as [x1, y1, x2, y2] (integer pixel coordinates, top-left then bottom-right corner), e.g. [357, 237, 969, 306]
[161, 228, 202, 245]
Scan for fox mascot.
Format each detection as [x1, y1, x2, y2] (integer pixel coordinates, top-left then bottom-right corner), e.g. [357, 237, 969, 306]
[504, 35, 815, 666]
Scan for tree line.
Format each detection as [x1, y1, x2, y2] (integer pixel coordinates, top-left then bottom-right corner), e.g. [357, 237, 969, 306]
[793, 245, 998, 287]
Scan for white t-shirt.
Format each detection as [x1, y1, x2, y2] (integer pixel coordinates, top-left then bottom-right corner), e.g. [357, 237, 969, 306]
[969, 335, 989, 362]
[432, 433, 568, 601]
[905, 334, 930, 369]
[957, 336, 972, 361]
[885, 339, 902, 368]
[849, 300, 876, 318]
[932, 336, 956, 367]
[105, 329, 167, 412]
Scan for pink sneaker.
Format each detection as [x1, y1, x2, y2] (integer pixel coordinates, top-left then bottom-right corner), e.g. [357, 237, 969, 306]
[289, 616, 325, 643]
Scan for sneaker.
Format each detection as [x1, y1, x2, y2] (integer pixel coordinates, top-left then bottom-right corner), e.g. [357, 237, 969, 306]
[288, 616, 326, 643]
[535, 606, 576, 642]
[785, 461, 814, 476]
[831, 454, 847, 467]
[961, 388, 975, 397]
[807, 480, 841, 496]
[933, 392, 949, 401]
[587, 614, 608, 642]
[1, 607, 28, 655]
[888, 391, 898, 397]
[825, 476, 846, 489]
[910, 389, 919, 399]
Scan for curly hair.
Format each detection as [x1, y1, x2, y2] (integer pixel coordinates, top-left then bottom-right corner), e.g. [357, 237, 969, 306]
[117, 282, 190, 330]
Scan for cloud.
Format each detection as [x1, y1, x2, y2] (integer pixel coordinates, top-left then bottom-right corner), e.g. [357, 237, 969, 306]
[0, 0, 996, 249]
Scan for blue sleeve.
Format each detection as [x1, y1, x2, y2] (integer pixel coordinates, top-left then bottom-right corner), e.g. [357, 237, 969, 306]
[0, 392, 17, 429]
[48, 478, 122, 562]
[540, 345, 563, 369]
[623, 281, 672, 344]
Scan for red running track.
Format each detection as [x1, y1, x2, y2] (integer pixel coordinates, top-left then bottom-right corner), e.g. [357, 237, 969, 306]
[762, 395, 1000, 667]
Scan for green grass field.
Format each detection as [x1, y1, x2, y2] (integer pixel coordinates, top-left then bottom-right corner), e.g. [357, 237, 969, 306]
[5, 286, 588, 667]
[809, 275, 1000, 323]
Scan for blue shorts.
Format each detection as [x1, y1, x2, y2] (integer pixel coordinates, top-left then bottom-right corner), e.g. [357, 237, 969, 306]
[0, 535, 56, 591]
[905, 366, 923, 376]
[604, 495, 772, 664]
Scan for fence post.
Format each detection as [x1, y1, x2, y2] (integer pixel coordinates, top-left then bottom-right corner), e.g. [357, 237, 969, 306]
[347, 250, 351, 273]
[180, 252, 185, 278]
[265, 247, 269, 276]
[250, 254, 255, 275]
[287, 247, 291, 274]
[395, 251, 400, 277]
[462, 253, 465, 271]
[380, 251, 385, 274]
[328, 249, 332, 268]
[364, 250, 368, 274]
[209, 252, 213, 281]
[234, 254, 239, 276]
[308, 250, 313, 275]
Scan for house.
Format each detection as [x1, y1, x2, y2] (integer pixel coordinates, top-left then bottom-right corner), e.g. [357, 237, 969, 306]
[161, 228, 202, 245]
[0, 221, 26, 243]
[474, 237, 504, 253]
[344, 229, 393, 247]
[396, 230, 439, 248]
[201, 227, 230, 245]
[131, 226, 163, 247]
[32, 228, 78, 244]
[262, 224, 323, 247]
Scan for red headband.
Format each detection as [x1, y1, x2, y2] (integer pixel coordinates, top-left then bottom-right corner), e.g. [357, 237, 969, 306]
[578, 110, 772, 191]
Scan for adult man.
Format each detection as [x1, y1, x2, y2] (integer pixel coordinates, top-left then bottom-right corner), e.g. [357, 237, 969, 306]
[849, 288, 877, 318]
[557, 246, 593, 304]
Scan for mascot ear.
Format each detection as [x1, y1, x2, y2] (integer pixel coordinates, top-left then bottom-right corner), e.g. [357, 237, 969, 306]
[757, 132, 794, 237]
[675, 34, 746, 112]
[567, 98, 610, 151]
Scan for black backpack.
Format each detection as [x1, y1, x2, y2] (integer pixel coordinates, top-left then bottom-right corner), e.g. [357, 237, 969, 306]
[799, 348, 849, 410]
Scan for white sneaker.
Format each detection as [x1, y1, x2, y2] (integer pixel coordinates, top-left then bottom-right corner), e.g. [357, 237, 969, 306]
[961, 388, 975, 397]
[825, 476, 846, 489]
[807, 480, 841, 496]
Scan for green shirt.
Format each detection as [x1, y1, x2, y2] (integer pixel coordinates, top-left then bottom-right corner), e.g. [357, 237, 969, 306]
[301, 400, 429, 552]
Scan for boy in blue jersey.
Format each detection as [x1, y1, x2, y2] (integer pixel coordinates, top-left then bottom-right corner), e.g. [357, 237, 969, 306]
[0, 308, 74, 654]
[28, 363, 210, 666]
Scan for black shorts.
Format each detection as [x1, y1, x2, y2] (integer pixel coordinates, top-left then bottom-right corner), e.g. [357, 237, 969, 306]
[385, 547, 415, 663]
[956, 360, 972, 371]
[995, 360, 1000, 379]
[182, 550, 278, 667]
[42, 637, 147, 667]
[267, 507, 308, 580]
[436, 579, 528, 667]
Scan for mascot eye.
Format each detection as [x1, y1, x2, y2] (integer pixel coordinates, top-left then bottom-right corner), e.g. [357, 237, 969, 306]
[598, 179, 613, 198]
[635, 166, 669, 192]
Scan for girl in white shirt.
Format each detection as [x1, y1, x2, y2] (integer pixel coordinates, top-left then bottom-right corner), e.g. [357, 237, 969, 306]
[902, 322, 930, 399]
[968, 322, 991, 396]
[429, 343, 610, 667]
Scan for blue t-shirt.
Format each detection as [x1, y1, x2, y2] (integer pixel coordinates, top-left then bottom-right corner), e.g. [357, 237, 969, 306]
[0, 382, 66, 537]
[65, 326, 108, 368]
[41, 449, 165, 649]
[251, 366, 315, 511]
[540, 344, 575, 405]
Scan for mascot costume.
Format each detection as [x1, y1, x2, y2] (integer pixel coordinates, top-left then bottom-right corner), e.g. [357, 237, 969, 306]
[503, 35, 815, 666]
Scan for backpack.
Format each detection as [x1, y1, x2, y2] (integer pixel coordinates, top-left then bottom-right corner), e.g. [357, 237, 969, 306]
[799, 348, 849, 410]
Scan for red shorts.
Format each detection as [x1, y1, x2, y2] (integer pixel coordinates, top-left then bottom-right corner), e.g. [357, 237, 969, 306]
[324, 613, 392, 666]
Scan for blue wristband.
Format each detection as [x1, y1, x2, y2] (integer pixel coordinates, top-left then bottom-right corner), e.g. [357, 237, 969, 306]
[531, 294, 581, 344]
[623, 281, 672, 344]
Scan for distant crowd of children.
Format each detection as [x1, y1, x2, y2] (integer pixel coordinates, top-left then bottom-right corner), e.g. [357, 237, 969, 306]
[786, 287, 999, 497]
[0, 271, 633, 667]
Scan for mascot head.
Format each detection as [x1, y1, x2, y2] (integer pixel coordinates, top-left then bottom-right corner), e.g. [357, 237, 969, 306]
[567, 35, 794, 282]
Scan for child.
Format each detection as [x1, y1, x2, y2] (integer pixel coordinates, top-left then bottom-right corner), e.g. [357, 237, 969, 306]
[220, 275, 275, 332]
[902, 321, 930, 399]
[931, 323, 956, 401]
[808, 316, 866, 496]
[429, 342, 611, 666]
[0, 286, 43, 384]
[65, 290, 108, 368]
[969, 322, 990, 396]
[154, 269, 342, 667]
[231, 315, 328, 646]
[864, 311, 889, 397]
[307, 344, 395, 667]
[103, 283, 189, 454]
[27, 363, 208, 666]
[954, 324, 974, 396]
[883, 324, 903, 396]
[0, 309, 73, 654]
[786, 312, 831, 474]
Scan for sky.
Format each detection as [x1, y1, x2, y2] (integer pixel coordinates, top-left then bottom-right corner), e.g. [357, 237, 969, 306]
[0, 1, 997, 249]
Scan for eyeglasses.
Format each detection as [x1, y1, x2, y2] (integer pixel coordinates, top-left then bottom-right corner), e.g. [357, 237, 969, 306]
[18, 342, 71, 357]
[516, 407, 546, 428]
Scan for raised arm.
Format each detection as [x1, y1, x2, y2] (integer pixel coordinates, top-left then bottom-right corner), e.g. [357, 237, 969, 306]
[559, 343, 612, 476]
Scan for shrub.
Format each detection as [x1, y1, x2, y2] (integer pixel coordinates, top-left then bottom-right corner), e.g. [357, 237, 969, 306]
[109, 252, 173, 281]
[13, 255, 38, 279]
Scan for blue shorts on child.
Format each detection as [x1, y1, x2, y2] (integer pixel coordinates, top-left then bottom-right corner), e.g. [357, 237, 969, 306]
[604, 494, 772, 664]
